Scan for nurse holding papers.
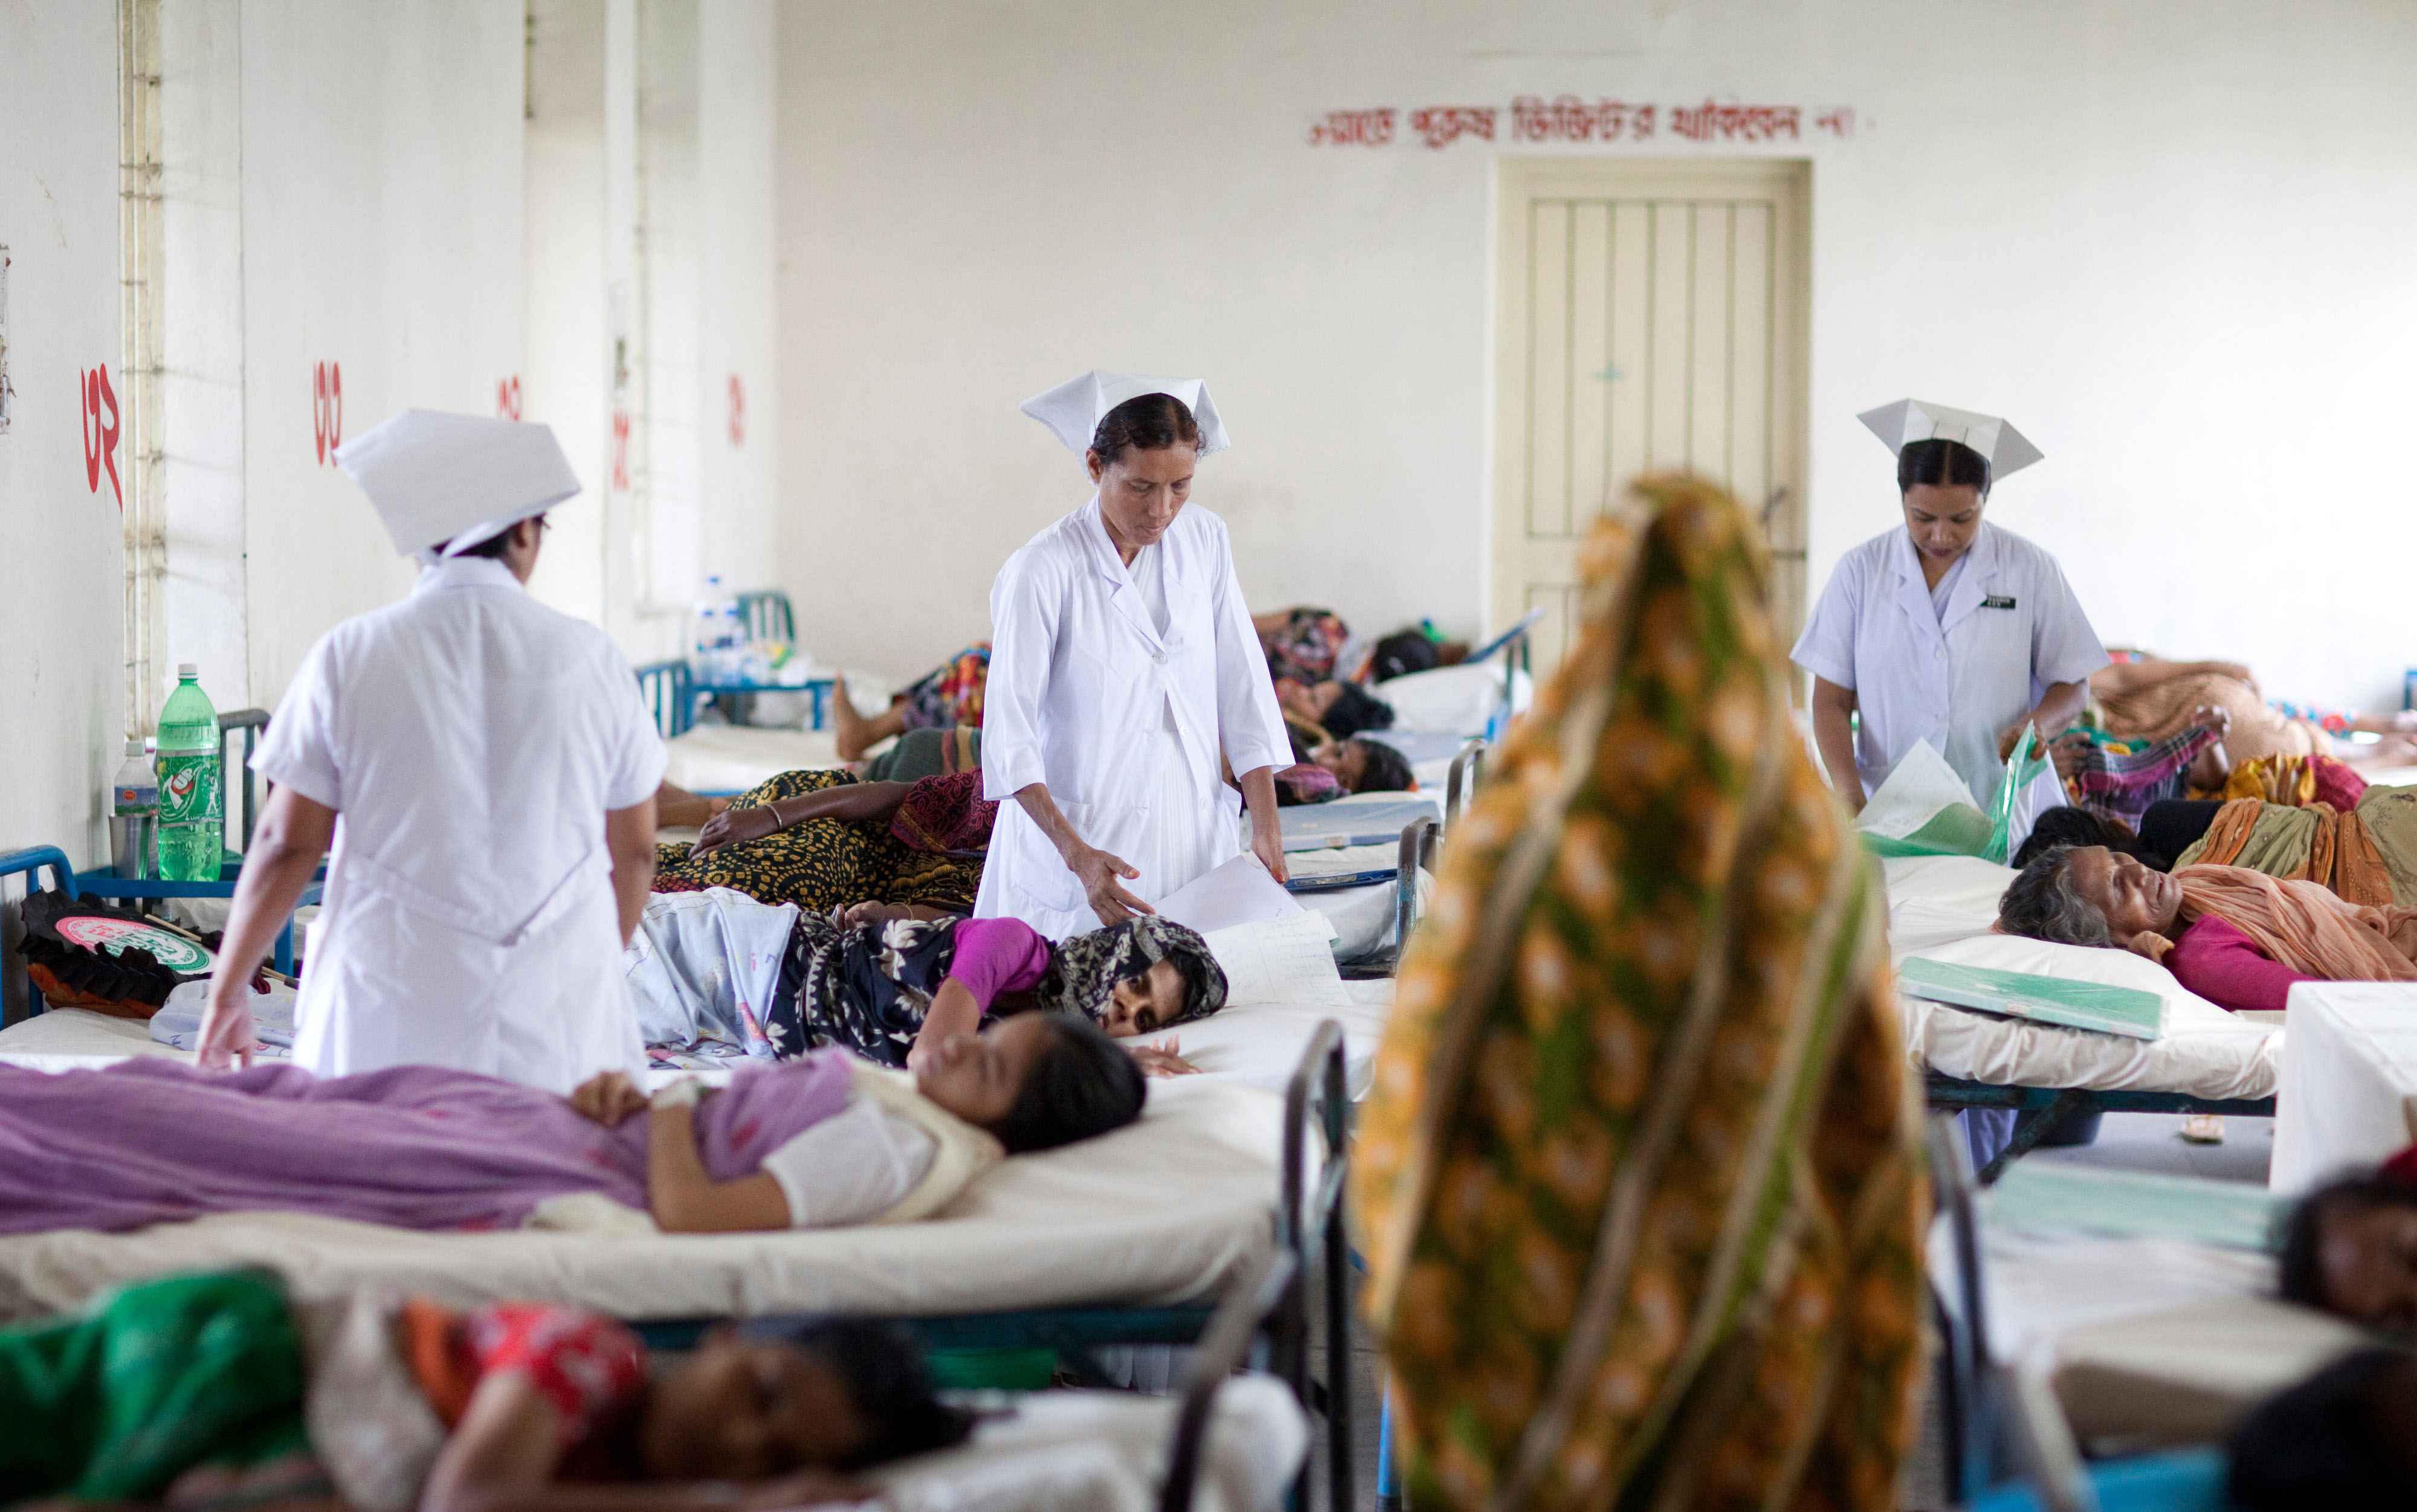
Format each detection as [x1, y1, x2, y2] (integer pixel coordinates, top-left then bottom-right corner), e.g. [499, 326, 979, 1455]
[1793, 399, 2108, 817]
[975, 371, 1293, 940]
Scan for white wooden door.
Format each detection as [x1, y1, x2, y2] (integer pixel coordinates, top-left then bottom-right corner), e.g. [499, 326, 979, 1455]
[1492, 158, 1810, 678]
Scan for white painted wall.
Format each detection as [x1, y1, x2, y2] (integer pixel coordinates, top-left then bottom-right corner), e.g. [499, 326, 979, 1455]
[233, 1, 528, 706]
[774, 0, 2417, 711]
[0, 3, 126, 907]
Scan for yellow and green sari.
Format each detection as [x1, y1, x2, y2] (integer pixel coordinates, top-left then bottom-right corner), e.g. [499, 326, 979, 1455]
[1354, 475, 1927, 1511]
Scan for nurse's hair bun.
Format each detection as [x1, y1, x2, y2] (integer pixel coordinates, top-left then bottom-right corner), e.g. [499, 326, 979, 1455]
[1091, 393, 1202, 466]
[1897, 437, 1993, 499]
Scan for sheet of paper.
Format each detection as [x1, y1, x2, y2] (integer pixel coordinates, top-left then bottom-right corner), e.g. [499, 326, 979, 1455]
[1202, 910, 1352, 1008]
[1154, 854, 1303, 936]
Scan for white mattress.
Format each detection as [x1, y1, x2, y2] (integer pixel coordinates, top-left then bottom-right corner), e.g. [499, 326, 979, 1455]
[866, 1375, 1305, 1512]
[1137, 979, 1389, 1099]
[0, 1075, 1290, 1324]
[0, 1006, 185, 1071]
[663, 722, 845, 794]
[1882, 855, 2282, 1102]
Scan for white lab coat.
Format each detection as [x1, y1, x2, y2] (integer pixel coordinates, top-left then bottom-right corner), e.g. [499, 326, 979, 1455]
[254, 557, 665, 1092]
[1792, 521, 2107, 808]
[975, 497, 1291, 939]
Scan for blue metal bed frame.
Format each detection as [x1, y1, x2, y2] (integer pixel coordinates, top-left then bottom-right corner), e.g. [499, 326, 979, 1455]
[1925, 1073, 2277, 1186]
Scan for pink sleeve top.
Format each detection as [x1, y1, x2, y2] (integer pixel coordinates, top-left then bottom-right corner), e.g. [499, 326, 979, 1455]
[2163, 914, 2314, 1013]
[943, 917, 1053, 1009]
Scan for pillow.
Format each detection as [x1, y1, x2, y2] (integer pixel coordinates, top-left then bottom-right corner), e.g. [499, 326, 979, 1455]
[1202, 912, 1351, 1008]
[1882, 854, 2019, 955]
[1372, 663, 1534, 736]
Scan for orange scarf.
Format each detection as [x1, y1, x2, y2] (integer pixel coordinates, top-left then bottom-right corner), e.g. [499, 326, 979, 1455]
[2187, 798, 2395, 907]
[2176, 864, 2417, 981]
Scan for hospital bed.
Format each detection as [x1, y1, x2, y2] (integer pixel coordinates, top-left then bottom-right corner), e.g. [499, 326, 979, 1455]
[1923, 1115, 2378, 1511]
[0, 1022, 1358, 1507]
[1882, 854, 2282, 1183]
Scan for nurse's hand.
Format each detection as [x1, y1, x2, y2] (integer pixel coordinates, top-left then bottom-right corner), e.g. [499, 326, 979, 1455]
[1071, 844, 1154, 925]
[1250, 822, 1290, 885]
[1998, 720, 2044, 764]
[194, 982, 260, 1070]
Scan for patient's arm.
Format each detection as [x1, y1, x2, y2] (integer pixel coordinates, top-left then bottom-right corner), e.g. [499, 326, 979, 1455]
[423, 1371, 859, 1511]
[645, 1092, 792, 1233]
[691, 779, 913, 858]
[905, 978, 983, 1073]
[654, 782, 729, 829]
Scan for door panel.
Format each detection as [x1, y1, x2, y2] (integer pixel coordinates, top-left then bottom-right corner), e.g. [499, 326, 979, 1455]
[1493, 159, 1810, 681]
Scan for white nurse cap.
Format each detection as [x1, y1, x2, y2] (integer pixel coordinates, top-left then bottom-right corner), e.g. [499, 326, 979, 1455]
[333, 409, 583, 561]
[1857, 398, 2042, 478]
[1020, 370, 1231, 457]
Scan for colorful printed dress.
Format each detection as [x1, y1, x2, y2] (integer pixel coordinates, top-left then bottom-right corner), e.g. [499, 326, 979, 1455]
[655, 769, 993, 911]
[1353, 475, 1926, 1511]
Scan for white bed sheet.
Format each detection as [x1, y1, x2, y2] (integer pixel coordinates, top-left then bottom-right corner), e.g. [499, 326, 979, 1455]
[1140, 979, 1389, 1099]
[0, 1075, 1288, 1323]
[1882, 855, 2282, 1102]
[663, 723, 845, 794]
[869, 1375, 1305, 1512]
[2268, 981, 2417, 1195]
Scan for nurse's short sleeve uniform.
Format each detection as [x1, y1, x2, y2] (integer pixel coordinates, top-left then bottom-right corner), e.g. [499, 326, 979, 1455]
[1791, 522, 2106, 808]
[257, 557, 666, 1093]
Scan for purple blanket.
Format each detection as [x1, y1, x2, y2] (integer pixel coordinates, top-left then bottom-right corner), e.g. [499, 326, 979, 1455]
[0, 1053, 855, 1236]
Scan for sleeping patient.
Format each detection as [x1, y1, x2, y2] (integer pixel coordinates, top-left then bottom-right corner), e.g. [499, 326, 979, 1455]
[630, 892, 1222, 1073]
[2, 1266, 967, 1507]
[0, 1012, 1142, 1238]
[654, 767, 993, 913]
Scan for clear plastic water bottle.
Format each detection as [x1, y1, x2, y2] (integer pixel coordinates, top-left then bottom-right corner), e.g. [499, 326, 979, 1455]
[691, 576, 744, 684]
[109, 738, 158, 880]
[155, 665, 224, 882]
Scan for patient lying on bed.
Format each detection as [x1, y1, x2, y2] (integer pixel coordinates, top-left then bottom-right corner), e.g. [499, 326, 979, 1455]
[0, 1012, 1142, 1238]
[4, 1266, 968, 1508]
[630, 890, 1222, 1075]
[654, 767, 992, 913]
[1998, 845, 2417, 1012]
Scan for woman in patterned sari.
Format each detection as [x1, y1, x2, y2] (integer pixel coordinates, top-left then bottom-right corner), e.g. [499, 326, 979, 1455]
[1354, 475, 1927, 1511]
[654, 768, 991, 913]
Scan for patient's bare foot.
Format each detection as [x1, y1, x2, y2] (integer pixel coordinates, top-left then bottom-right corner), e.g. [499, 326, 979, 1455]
[833, 674, 874, 761]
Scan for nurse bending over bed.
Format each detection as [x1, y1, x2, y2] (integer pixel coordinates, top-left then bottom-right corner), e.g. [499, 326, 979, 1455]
[1793, 399, 2106, 816]
[0, 1013, 1144, 1239]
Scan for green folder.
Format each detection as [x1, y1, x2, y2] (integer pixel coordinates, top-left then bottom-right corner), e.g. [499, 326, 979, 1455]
[1862, 803, 1996, 860]
[1897, 956, 2164, 1041]
[1987, 1163, 2286, 1253]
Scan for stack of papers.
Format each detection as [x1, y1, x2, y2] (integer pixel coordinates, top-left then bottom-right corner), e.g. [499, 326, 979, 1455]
[1898, 957, 2164, 1041]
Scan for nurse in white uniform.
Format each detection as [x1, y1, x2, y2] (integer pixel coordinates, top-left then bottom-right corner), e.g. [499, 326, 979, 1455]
[194, 411, 665, 1093]
[1792, 399, 2108, 817]
[974, 371, 1292, 939]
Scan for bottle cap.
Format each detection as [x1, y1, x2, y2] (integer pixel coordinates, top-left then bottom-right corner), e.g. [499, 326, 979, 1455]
[127, 738, 146, 756]
[178, 662, 198, 678]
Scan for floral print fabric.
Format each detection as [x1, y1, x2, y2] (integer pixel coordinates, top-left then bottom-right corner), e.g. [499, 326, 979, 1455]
[1352, 474, 1926, 1512]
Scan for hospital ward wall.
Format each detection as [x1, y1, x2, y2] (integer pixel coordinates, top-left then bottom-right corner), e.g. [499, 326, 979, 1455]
[772, 0, 2417, 712]
[0, 3, 125, 934]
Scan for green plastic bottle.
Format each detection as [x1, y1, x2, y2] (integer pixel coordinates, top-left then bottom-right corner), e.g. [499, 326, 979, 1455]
[155, 664, 224, 882]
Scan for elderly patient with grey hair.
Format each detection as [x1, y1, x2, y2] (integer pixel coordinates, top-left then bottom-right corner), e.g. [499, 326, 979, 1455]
[1997, 844, 2417, 1015]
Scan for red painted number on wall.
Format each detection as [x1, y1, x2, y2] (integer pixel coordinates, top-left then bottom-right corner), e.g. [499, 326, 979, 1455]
[727, 374, 746, 447]
[496, 375, 522, 420]
[312, 360, 343, 464]
[610, 409, 631, 491]
[81, 365, 122, 508]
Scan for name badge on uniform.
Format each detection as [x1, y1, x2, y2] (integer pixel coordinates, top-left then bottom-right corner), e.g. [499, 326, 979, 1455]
[1981, 595, 2018, 610]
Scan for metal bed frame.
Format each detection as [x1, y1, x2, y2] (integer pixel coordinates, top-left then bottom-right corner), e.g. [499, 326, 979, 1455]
[1925, 1074, 2277, 1186]
[634, 1023, 1355, 1512]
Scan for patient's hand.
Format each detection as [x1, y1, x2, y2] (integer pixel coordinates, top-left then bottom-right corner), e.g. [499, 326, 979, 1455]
[2124, 930, 2174, 964]
[692, 803, 781, 858]
[2050, 730, 2092, 781]
[1131, 1040, 1202, 1078]
[567, 1070, 650, 1127]
[842, 900, 908, 928]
